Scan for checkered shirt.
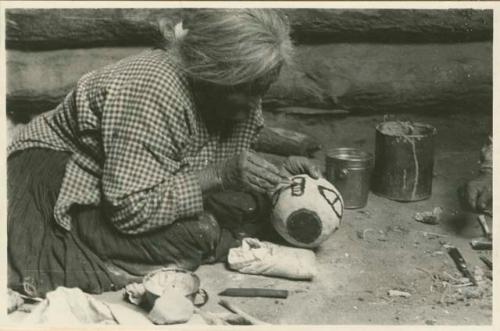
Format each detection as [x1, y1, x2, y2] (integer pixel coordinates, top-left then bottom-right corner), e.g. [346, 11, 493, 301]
[8, 49, 264, 234]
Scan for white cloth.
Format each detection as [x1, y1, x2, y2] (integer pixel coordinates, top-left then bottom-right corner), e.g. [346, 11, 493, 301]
[21, 287, 153, 326]
[19, 287, 209, 326]
[228, 238, 317, 280]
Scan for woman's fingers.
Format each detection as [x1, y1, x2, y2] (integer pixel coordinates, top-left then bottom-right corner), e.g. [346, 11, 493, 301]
[279, 166, 293, 178]
[246, 162, 284, 188]
[247, 153, 288, 179]
[247, 154, 289, 184]
[477, 187, 492, 211]
[305, 163, 321, 179]
[282, 156, 321, 178]
[466, 184, 479, 212]
[246, 175, 272, 193]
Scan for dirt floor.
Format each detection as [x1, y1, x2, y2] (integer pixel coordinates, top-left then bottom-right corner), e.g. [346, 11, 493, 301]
[9, 111, 493, 325]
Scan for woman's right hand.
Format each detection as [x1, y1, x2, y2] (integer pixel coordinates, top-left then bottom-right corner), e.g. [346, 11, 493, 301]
[220, 151, 289, 194]
[459, 171, 492, 213]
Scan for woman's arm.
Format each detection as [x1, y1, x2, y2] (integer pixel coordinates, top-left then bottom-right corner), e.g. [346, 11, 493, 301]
[101, 71, 206, 235]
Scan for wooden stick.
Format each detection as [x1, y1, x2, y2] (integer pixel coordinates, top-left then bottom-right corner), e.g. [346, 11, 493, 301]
[415, 267, 433, 277]
[439, 283, 449, 305]
[480, 256, 493, 270]
[17, 293, 43, 302]
[418, 231, 448, 238]
[219, 288, 288, 299]
[470, 239, 492, 250]
[447, 246, 477, 285]
[194, 308, 229, 325]
[477, 214, 492, 239]
[219, 299, 271, 325]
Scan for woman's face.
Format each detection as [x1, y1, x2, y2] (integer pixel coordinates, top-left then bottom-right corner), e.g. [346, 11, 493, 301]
[194, 68, 281, 128]
[204, 83, 269, 122]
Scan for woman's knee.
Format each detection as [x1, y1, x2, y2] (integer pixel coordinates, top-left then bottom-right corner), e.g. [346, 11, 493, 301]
[188, 212, 222, 247]
[204, 190, 271, 231]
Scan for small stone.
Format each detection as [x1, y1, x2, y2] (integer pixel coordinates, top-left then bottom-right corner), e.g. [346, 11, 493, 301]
[388, 290, 411, 298]
[462, 287, 482, 299]
[425, 319, 437, 325]
[357, 210, 372, 217]
[357, 228, 377, 240]
[474, 266, 485, 282]
[414, 207, 442, 225]
[460, 277, 471, 284]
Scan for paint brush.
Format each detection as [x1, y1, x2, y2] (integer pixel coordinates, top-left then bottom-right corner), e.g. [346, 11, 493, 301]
[477, 214, 492, 239]
[447, 246, 477, 286]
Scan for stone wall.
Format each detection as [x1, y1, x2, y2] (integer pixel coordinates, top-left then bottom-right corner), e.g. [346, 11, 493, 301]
[6, 8, 493, 122]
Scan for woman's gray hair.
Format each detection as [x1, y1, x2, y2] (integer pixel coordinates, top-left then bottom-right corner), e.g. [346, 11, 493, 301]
[162, 9, 293, 86]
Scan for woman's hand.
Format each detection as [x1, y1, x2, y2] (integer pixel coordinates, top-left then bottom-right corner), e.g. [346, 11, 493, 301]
[459, 171, 492, 213]
[221, 151, 289, 194]
[281, 156, 322, 179]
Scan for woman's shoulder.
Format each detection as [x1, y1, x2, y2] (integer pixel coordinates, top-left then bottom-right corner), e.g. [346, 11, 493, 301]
[98, 49, 191, 103]
[108, 49, 182, 79]
[71, 49, 194, 124]
[112, 49, 179, 76]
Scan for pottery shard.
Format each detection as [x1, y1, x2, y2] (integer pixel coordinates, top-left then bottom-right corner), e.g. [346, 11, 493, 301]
[254, 127, 320, 157]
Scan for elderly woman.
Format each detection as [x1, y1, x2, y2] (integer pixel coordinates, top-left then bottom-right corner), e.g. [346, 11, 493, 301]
[8, 9, 319, 297]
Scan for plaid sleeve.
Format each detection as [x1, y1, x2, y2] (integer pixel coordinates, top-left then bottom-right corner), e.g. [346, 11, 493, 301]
[101, 62, 203, 234]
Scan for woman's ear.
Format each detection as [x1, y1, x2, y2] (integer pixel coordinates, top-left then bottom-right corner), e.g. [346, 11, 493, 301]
[157, 18, 176, 43]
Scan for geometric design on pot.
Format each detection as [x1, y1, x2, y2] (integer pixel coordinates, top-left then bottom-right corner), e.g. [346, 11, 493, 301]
[318, 185, 343, 219]
[286, 208, 322, 244]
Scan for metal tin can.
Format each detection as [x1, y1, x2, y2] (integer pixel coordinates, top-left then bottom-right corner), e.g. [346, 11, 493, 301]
[372, 121, 437, 201]
[326, 148, 373, 209]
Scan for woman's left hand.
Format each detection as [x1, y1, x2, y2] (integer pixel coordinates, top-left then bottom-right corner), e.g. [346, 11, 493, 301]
[281, 156, 322, 179]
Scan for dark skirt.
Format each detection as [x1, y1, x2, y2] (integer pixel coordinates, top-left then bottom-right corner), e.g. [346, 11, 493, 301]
[8, 148, 272, 297]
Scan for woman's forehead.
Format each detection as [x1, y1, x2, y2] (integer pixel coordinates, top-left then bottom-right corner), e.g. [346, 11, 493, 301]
[197, 65, 282, 93]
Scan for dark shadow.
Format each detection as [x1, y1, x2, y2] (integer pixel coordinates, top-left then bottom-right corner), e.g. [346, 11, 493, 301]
[440, 212, 480, 239]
